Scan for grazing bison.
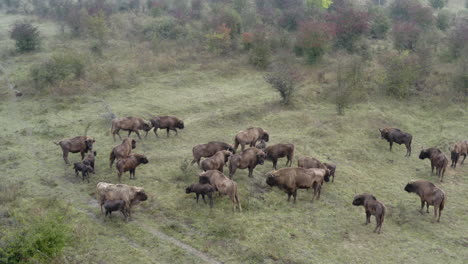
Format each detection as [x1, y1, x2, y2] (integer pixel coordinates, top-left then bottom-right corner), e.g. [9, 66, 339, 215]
[201, 150, 232, 172]
[266, 167, 330, 203]
[352, 193, 386, 234]
[298, 157, 336, 182]
[149, 116, 184, 137]
[111, 117, 151, 141]
[419, 148, 448, 182]
[96, 182, 148, 220]
[110, 138, 136, 168]
[199, 170, 241, 211]
[228, 148, 266, 178]
[323, 163, 336, 182]
[404, 180, 446, 222]
[379, 127, 412, 157]
[191, 141, 235, 167]
[234, 127, 269, 152]
[256, 140, 267, 149]
[104, 200, 128, 219]
[73, 162, 94, 183]
[83, 151, 96, 172]
[185, 183, 215, 208]
[116, 153, 149, 182]
[54, 136, 95, 165]
[449, 141, 468, 168]
[264, 144, 294, 169]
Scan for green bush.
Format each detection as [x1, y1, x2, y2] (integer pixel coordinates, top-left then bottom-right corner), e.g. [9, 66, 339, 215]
[143, 16, 186, 40]
[31, 53, 85, 89]
[10, 21, 41, 52]
[333, 55, 365, 115]
[429, 0, 445, 9]
[265, 63, 303, 104]
[436, 10, 453, 31]
[248, 31, 271, 69]
[210, 6, 242, 38]
[369, 7, 390, 39]
[382, 51, 418, 98]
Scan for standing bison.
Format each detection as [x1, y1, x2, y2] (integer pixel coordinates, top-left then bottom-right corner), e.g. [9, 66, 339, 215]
[111, 117, 151, 141]
[404, 180, 446, 222]
[201, 150, 232, 172]
[264, 144, 294, 169]
[149, 116, 184, 137]
[234, 127, 269, 152]
[298, 157, 337, 182]
[110, 138, 136, 168]
[191, 141, 235, 167]
[449, 141, 468, 168]
[199, 170, 241, 211]
[116, 153, 149, 182]
[379, 127, 412, 157]
[352, 193, 386, 234]
[54, 136, 95, 165]
[228, 147, 266, 178]
[419, 148, 448, 182]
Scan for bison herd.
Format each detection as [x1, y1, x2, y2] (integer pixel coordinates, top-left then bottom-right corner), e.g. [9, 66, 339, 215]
[55, 118, 466, 233]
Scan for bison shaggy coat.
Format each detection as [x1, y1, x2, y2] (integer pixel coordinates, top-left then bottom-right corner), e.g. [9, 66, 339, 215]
[201, 150, 232, 172]
[185, 183, 215, 208]
[191, 141, 235, 167]
[352, 194, 386, 234]
[449, 141, 468, 168]
[149, 116, 184, 137]
[116, 153, 149, 182]
[264, 144, 294, 170]
[228, 148, 266, 178]
[404, 180, 446, 222]
[419, 148, 448, 182]
[73, 162, 94, 183]
[234, 127, 269, 152]
[110, 138, 136, 168]
[54, 136, 95, 165]
[199, 170, 241, 211]
[379, 127, 412, 157]
[111, 117, 151, 141]
[96, 182, 148, 220]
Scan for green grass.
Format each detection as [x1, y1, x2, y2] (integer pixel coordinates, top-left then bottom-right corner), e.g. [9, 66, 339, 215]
[1, 11, 468, 264]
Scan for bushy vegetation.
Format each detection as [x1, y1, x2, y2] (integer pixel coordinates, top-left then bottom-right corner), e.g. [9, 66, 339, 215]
[10, 21, 41, 52]
[265, 63, 302, 104]
[31, 53, 85, 90]
[333, 54, 365, 115]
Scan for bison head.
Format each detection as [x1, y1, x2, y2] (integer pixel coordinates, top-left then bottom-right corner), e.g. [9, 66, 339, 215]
[131, 139, 137, 149]
[223, 151, 232, 163]
[353, 194, 376, 206]
[177, 120, 185, 129]
[138, 156, 149, 164]
[451, 151, 459, 161]
[257, 151, 266, 165]
[379, 128, 389, 139]
[419, 150, 430, 160]
[85, 137, 95, 151]
[262, 131, 270, 142]
[199, 175, 210, 184]
[227, 145, 236, 154]
[141, 122, 152, 132]
[136, 190, 148, 202]
[404, 183, 416, 193]
[324, 169, 331, 182]
[185, 185, 194, 194]
[266, 174, 277, 186]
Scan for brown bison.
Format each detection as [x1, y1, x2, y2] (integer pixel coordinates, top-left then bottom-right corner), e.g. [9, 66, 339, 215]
[149, 116, 184, 137]
[73, 162, 94, 183]
[256, 140, 267, 149]
[419, 148, 448, 182]
[54, 136, 95, 165]
[379, 127, 412, 157]
[116, 153, 149, 182]
[110, 138, 136, 168]
[228, 147, 266, 178]
[111, 117, 151, 141]
[449, 141, 468, 168]
[264, 144, 294, 169]
[323, 163, 336, 182]
[96, 182, 148, 220]
[298, 157, 336, 182]
[185, 183, 215, 208]
[83, 151, 97, 172]
[352, 193, 386, 234]
[234, 127, 269, 152]
[199, 170, 241, 212]
[266, 167, 330, 203]
[201, 150, 232, 172]
[191, 141, 235, 167]
[104, 200, 128, 219]
[404, 180, 446, 222]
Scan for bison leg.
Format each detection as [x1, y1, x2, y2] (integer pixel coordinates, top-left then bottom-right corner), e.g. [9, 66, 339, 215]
[62, 150, 70, 165]
[419, 200, 425, 214]
[272, 159, 278, 170]
[365, 211, 371, 225]
[208, 193, 213, 208]
[201, 194, 207, 204]
[461, 154, 467, 164]
[287, 193, 292, 202]
[134, 130, 142, 140]
[406, 143, 411, 157]
[196, 193, 200, 203]
[292, 190, 297, 203]
[153, 128, 159, 138]
[248, 166, 254, 178]
[75, 169, 79, 177]
[432, 205, 439, 223]
[426, 203, 429, 213]
[172, 128, 178, 136]
[166, 128, 170, 137]
[389, 141, 393, 152]
[430, 160, 435, 174]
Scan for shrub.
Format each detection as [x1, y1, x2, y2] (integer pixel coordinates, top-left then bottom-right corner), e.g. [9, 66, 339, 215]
[429, 0, 446, 9]
[206, 24, 232, 55]
[210, 6, 242, 38]
[9, 21, 41, 52]
[87, 10, 108, 44]
[453, 49, 468, 98]
[382, 51, 419, 98]
[333, 55, 365, 115]
[265, 63, 303, 104]
[143, 16, 186, 40]
[278, 8, 304, 31]
[436, 10, 453, 31]
[295, 20, 335, 64]
[328, 6, 369, 52]
[31, 53, 85, 90]
[448, 21, 468, 58]
[392, 21, 421, 51]
[248, 31, 271, 69]
[369, 7, 390, 39]
[390, 0, 433, 29]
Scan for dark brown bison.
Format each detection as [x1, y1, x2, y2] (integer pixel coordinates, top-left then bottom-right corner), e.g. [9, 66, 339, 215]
[266, 167, 330, 203]
[191, 141, 235, 167]
[379, 127, 412, 157]
[54, 136, 95, 165]
[201, 150, 232, 172]
[449, 141, 468, 168]
[110, 138, 136, 168]
[419, 148, 448, 182]
[104, 200, 128, 219]
[185, 183, 215, 208]
[148, 116, 184, 137]
[199, 170, 241, 211]
[96, 182, 148, 220]
[82, 151, 97, 172]
[234, 127, 269, 152]
[323, 163, 336, 182]
[255, 140, 267, 149]
[352, 193, 386, 234]
[404, 180, 446, 222]
[264, 144, 294, 169]
[116, 153, 149, 182]
[73, 162, 94, 183]
[111, 117, 151, 141]
[228, 148, 266, 178]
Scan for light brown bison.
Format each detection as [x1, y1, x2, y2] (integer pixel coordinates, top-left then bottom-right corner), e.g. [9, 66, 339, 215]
[264, 144, 294, 169]
[191, 141, 235, 167]
[352, 193, 386, 234]
[404, 180, 446, 222]
[201, 150, 232, 172]
[379, 127, 412, 157]
[419, 148, 448, 182]
[449, 141, 468, 168]
[110, 138, 136, 168]
[228, 147, 266, 178]
[149, 116, 184, 137]
[111, 117, 151, 141]
[234, 127, 269, 152]
[266, 167, 330, 203]
[54, 136, 95, 165]
[96, 182, 148, 220]
[116, 153, 149, 182]
[199, 170, 241, 211]
[298, 157, 336, 182]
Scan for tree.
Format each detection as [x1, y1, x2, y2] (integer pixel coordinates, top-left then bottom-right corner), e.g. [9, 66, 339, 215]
[392, 22, 421, 51]
[333, 55, 364, 115]
[429, 0, 446, 9]
[295, 20, 335, 64]
[10, 21, 41, 52]
[265, 63, 303, 104]
[328, 6, 369, 52]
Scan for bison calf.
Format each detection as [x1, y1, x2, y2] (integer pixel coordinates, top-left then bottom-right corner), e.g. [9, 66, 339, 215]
[404, 180, 446, 223]
[352, 193, 386, 234]
[185, 183, 215, 208]
[104, 200, 128, 219]
[83, 151, 96, 172]
[73, 162, 94, 183]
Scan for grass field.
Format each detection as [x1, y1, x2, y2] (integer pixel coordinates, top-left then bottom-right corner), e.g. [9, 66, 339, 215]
[1, 10, 468, 264]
